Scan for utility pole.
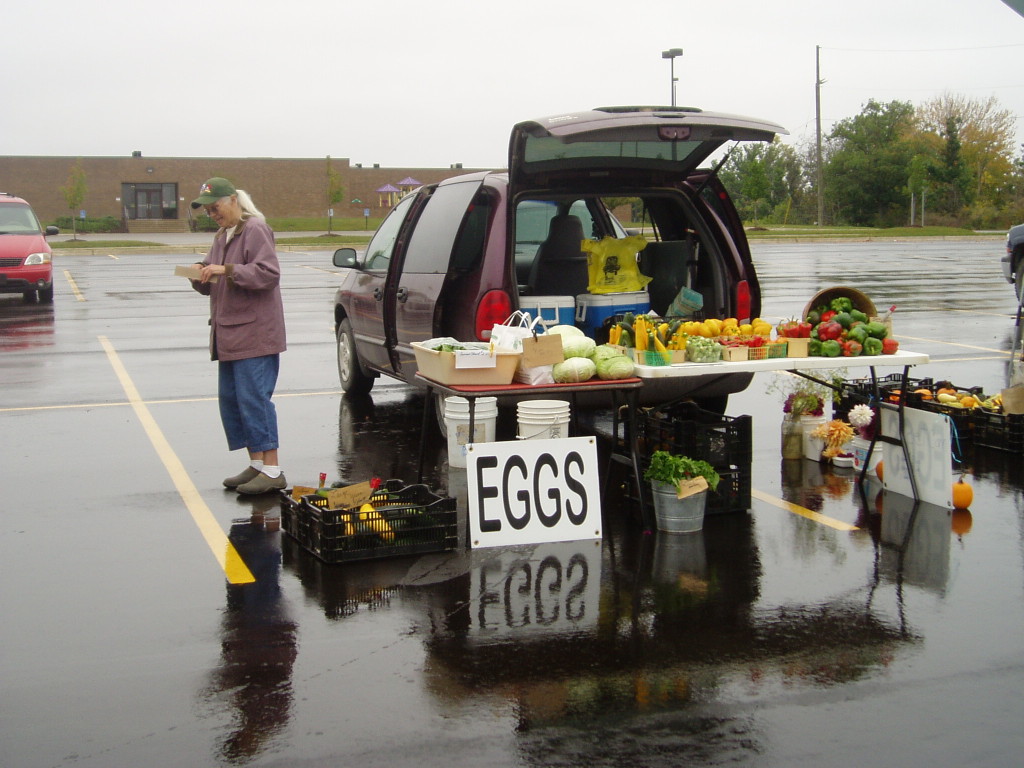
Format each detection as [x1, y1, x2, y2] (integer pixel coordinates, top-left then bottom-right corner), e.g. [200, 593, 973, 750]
[815, 45, 824, 227]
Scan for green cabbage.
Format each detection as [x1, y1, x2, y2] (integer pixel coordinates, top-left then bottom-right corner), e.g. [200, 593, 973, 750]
[590, 344, 623, 362]
[595, 354, 635, 380]
[561, 335, 596, 359]
[547, 325, 585, 338]
[552, 357, 597, 383]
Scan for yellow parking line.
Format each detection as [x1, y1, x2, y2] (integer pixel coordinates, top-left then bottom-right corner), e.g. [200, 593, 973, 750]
[63, 270, 85, 301]
[751, 488, 860, 531]
[98, 335, 255, 584]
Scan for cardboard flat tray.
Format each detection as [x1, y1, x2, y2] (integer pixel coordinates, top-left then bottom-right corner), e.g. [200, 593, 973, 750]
[411, 341, 520, 386]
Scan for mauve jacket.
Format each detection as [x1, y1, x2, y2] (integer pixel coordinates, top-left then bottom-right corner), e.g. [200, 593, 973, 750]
[191, 217, 287, 362]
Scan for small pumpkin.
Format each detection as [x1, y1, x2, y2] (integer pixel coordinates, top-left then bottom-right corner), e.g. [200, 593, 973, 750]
[952, 477, 973, 510]
[913, 388, 933, 400]
[936, 387, 957, 396]
[875, 460, 884, 481]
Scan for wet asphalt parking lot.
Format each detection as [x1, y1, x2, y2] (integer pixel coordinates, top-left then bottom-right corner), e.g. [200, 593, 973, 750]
[2, 236, 1023, 768]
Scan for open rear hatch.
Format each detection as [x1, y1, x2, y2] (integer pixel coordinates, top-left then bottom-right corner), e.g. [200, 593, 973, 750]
[508, 105, 787, 189]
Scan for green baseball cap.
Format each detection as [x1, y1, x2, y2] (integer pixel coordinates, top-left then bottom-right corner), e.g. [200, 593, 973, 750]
[191, 177, 236, 208]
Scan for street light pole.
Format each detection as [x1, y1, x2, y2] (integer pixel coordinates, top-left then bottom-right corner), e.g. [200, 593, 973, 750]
[661, 48, 683, 107]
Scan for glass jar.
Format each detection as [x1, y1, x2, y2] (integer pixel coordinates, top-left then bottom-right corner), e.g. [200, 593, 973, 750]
[781, 418, 804, 460]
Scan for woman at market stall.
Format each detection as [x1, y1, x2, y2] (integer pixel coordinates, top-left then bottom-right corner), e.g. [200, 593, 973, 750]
[187, 177, 287, 495]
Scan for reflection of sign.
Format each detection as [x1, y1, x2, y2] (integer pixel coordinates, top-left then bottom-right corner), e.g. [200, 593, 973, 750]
[880, 493, 950, 592]
[880, 406, 952, 506]
[468, 541, 602, 641]
[467, 437, 602, 548]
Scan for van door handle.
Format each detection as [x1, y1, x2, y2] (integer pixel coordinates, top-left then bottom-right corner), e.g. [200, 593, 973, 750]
[396, 286, 409, 303]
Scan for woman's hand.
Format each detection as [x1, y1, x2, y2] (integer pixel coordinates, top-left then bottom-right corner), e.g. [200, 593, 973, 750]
[198, 264, 226, 283]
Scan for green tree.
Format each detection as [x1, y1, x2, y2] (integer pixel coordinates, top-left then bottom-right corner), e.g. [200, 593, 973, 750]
[60, 160, 88, 240]
[719, 140, 804, 224]
[913, 94, 1017, 223]
[823, 99, 916, 226]
[326, 155, 344, 234]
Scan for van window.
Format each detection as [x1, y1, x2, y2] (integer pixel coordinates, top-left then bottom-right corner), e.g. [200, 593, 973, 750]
[403, 180, 483, 274]
[449, 189, 493, 273]
[363, 193, 416, 271]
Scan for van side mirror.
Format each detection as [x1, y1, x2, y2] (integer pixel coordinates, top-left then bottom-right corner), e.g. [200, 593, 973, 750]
[333, 247, 358, 268]
[44, 226, 59, 236]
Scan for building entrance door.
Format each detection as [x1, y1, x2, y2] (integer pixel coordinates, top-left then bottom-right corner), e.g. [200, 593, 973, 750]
[136, 188, 163, 219]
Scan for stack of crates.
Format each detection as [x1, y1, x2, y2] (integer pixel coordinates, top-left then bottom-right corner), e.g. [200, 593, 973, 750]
[633, 401, 753, 514]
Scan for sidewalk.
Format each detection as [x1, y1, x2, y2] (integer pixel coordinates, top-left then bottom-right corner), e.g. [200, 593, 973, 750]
[50, 231, 359, 254]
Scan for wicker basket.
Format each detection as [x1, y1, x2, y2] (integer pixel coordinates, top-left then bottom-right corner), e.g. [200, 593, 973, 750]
[802, 286, 877, 321]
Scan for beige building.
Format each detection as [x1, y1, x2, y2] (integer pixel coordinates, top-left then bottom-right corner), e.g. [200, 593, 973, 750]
[0, 154, 490, 231]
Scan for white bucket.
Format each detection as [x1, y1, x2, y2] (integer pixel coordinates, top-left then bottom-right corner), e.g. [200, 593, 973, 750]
[851, 436, 883, 473]
[444, 396, 498, 468]
[516, 399, 571, 440]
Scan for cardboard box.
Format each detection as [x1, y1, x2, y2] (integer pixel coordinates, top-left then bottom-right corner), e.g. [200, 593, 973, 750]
[412, 342, 520, 386]
[174, 265, 219, 282]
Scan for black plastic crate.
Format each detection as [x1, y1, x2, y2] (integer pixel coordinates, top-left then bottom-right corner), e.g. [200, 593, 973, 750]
[633, 402, 752, 514]
[279, 480, 458, 564]
[837, 376, 984, 445]
[971, 410, 1024, 454]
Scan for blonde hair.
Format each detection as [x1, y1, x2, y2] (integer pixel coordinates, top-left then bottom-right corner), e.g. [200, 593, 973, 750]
[234, 189, 264, 219]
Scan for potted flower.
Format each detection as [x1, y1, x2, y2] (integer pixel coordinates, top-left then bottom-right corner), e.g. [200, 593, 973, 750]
[644, 450, 721, 534]
[780, 387, 826, 460]
[847, 403, 883, 472]
[810, 419, 855, 465]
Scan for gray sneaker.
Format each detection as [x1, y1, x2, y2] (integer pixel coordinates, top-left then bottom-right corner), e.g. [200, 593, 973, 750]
[223, 466, 262, 489]
[236, 472, 288, 495]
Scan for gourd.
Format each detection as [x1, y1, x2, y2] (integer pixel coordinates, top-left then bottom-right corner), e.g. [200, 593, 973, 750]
[952, 477, 973, 510]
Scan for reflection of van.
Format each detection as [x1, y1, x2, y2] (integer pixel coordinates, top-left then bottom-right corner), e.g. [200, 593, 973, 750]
[331, 106, 787, 410]
[0, 193, 59, 302]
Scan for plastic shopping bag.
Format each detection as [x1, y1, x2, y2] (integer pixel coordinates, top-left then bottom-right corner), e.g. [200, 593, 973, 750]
[581, 235, 652, 294]
[490, 311, 542, 352]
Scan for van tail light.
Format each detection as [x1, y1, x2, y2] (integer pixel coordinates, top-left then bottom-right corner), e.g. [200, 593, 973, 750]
[735, 280, 752, 324]
[475, 289, 513, 341]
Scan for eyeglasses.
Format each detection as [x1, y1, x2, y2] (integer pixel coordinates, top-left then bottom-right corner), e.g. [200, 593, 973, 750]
[203, 202, 220, 215]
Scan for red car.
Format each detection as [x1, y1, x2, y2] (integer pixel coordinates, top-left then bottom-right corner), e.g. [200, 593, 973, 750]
[331, 106, 786, 409]
[0, 193, 59, 302]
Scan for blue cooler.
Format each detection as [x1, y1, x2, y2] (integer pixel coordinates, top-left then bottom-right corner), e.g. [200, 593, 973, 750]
[519, 295, 576, 330]
[575, 291, 651, 337]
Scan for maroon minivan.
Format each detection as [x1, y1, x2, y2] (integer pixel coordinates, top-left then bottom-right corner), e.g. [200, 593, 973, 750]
[332, 106, 786, 408]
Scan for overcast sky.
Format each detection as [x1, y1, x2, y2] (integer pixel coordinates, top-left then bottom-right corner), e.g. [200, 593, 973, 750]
[7, 0, 1023, 170]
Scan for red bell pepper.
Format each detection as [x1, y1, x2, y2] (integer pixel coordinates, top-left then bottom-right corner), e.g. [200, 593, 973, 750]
[882, 337, 899, 354]
[817, 320, 843, 341]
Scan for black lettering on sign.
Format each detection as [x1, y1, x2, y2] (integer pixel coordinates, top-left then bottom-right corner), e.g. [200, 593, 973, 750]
[534, 453, 561, 527]
[503, 455, 531, 530]
[476, 456, 501, 532]
[563, 451, 588, 524]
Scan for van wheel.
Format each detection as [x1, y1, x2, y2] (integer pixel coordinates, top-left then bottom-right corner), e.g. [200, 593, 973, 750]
[336, 319, 373, 395]
[433, 392, 448, 438]
[1015, 260, 1023, 303]
[38, 285, 54, 303]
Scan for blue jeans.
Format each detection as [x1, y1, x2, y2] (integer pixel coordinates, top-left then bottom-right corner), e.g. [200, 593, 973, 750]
[218, 355, 280, 453]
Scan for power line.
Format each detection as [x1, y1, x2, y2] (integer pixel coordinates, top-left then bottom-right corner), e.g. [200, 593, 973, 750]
[822, 43, 1024, 53]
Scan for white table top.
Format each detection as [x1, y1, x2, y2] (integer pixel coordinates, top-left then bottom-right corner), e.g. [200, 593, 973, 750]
[632, 349, 930, 379]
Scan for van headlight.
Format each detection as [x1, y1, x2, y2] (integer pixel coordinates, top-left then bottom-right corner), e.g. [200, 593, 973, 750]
[25, 252, 51, 265]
